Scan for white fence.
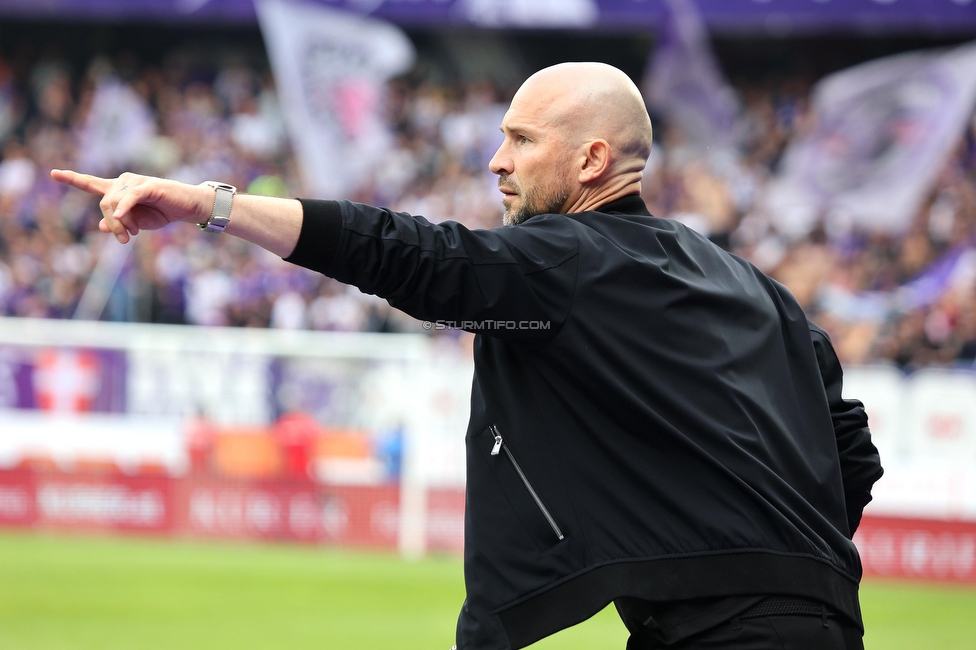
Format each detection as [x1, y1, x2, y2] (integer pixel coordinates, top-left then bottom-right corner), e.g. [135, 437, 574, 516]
[845, 365, 976, 520]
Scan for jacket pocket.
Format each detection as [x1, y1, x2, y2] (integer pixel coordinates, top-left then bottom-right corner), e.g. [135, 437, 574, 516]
[476, 423, 564, 549]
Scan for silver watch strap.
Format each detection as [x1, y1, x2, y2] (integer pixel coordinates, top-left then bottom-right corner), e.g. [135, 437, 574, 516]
[200, 182, 236, 233]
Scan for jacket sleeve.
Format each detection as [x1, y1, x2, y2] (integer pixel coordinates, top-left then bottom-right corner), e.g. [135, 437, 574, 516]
[808, 322, 884, 537]
[284, 199, 579, 344]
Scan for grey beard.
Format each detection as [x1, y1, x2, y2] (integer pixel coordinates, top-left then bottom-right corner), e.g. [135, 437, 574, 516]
[505, 186, 571, 226]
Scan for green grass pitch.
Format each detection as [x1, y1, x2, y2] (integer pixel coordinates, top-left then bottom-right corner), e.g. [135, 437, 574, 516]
[0, 530, 974, 649]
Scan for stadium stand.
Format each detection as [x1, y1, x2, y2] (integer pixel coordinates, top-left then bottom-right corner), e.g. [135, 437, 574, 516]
[0, 24, 974, 369]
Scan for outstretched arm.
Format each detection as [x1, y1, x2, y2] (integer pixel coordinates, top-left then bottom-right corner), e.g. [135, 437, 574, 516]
[52, 168, 579, 343]
[49, 170, 304, 259]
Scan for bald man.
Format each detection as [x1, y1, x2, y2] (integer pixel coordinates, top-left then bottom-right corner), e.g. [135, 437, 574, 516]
[53, 62, 879, 650]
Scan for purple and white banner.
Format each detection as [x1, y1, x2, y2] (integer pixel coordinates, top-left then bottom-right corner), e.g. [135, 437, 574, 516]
[255, 0, 415, 197]
[897, 246, 976, 311]
[765, 41, 976, 238]
[0, 346, 126, 413]
[643, 0, 739, 155]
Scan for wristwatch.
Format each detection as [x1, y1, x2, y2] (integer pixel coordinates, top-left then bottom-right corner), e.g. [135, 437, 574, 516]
[199, 181, 237, 233]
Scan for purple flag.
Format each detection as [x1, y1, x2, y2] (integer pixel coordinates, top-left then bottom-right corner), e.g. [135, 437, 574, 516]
[897, 246, 976, 311]
[643, 0, 739, 154]
[767, 42, 976, 238]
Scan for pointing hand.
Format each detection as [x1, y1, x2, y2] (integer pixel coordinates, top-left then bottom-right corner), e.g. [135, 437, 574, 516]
[50, 170, 215, 244]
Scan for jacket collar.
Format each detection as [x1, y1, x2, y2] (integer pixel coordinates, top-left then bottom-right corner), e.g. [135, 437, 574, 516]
[594, 194, 650, 216]
[522, 195, 651, 224]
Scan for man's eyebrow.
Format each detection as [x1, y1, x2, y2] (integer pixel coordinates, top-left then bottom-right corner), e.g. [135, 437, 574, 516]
[500, 123, 537, 135]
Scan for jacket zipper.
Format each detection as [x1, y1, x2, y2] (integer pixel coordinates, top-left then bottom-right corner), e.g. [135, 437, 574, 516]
[490, 424, 564, 541]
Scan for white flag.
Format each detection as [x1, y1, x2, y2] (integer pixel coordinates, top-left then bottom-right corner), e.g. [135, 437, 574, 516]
[76, 78, 156, 176]
[255, 0, 415, 198]
[766, 41, 976, 238]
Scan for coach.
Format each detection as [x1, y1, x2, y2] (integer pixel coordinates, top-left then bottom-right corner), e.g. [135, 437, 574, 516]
[53, 62, 882, 650]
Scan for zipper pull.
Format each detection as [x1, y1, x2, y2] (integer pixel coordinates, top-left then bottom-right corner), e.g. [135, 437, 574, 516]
[490, 426, 503, 456]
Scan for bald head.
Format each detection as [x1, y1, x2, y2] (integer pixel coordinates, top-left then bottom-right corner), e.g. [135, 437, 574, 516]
[514, 62, 654, 167]
[489, 62, 654, 224]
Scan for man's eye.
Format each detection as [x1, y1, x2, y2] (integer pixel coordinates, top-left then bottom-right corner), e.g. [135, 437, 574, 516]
[518, 135, 530, 145]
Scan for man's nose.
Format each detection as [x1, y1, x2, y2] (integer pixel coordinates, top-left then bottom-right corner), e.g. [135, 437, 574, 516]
[488, 143, 511, 176]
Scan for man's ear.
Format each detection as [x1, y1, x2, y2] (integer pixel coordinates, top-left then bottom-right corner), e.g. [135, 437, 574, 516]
[579, 140, 611, 184]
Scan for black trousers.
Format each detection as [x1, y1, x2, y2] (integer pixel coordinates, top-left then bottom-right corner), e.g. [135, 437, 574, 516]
[625, 613, 864, 650]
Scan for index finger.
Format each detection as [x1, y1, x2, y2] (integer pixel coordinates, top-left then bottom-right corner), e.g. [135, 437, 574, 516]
[50, 169, 113, 195]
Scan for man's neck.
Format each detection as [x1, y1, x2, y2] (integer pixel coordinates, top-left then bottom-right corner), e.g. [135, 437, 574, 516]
[564, 176, 642, 214]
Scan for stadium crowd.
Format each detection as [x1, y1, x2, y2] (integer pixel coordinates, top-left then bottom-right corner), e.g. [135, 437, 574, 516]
[1, 48, 975, 369]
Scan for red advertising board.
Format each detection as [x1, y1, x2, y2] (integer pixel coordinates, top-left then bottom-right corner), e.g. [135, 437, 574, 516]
[0, 470, 175, 533]
[176, 478, 325, 542]
[324, 484, 401, 548]
[855, 515, 976, 582]
[174, 479, 401, 548]
[35, 473, 174, 533]
[12, 467, 976, 584]
[426, 487, 465, 553]
[0, 470, 36, 527]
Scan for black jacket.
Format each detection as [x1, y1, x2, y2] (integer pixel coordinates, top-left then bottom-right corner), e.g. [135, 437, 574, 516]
[285, 194, 883, 650]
